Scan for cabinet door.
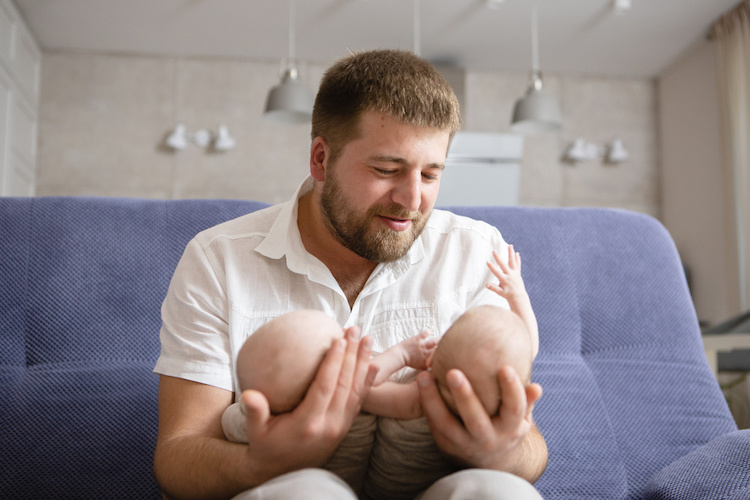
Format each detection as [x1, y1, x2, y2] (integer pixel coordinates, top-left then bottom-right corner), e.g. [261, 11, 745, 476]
[5, 151, 34, 196]
[0, 0, 40, 196]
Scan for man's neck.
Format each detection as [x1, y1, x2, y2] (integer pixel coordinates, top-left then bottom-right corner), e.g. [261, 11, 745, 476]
[297, 192, 378, 307]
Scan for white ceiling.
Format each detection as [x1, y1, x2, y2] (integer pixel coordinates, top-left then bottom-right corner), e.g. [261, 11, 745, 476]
[12, 0, 740, 79]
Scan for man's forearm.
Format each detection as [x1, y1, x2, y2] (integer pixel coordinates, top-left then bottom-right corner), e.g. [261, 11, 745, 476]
[155, 434, 270, 500]
[498, 424, 548, 484]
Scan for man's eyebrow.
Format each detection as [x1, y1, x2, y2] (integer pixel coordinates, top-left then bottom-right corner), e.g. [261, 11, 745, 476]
[370, 155, 445, 170]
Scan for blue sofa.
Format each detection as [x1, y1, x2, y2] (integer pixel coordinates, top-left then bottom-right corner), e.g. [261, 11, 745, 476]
[1, 197, 748, 499]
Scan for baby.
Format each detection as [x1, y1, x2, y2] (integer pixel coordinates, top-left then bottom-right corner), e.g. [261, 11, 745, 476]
[223, 244, 535, 419]
[222, 246, 538, 495]
[223, 309, 437, 421]
[221, 309, 437, 494]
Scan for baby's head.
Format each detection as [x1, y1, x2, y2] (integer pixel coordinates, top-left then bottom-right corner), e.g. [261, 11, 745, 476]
[429, 305, 533, 416]
[236, 310, 343, 414]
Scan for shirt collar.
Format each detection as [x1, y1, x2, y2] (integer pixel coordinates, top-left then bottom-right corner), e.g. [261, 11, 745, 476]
[254, 176, 313, 261]
[254, 175, 426, 278]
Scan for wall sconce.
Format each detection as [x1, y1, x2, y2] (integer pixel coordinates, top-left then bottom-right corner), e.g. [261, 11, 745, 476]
[166, 124, 236, 152]
[214, 125, 236, 152]
[563, 137, 629, 164]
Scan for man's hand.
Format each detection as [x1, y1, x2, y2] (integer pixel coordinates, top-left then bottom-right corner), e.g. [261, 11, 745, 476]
[242, 325, 379, 478]
[154, 326, 378, 500]
[417, 365, 547, 483]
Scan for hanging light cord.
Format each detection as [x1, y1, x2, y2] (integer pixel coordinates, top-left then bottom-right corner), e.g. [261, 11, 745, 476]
[413, 0, 421, 56]
[288, 0, 296, 62]
[531, 4, 539, 77]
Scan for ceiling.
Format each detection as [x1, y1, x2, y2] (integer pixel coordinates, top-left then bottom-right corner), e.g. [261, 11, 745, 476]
[12, 0, 741, 79]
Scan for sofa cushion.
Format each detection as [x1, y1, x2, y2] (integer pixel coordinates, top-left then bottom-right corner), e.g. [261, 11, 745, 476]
[450, 206, 738, 498]
[643, 429, 750, 499]
[0, 197, 267, 498]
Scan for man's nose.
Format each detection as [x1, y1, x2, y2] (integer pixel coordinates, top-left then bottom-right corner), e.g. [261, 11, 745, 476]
[392, 173, 421, 212]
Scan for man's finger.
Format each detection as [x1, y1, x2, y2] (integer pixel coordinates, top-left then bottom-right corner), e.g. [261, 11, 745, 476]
[496, 366, 528, 430]
[242, 389, 271, 436]
[525, 382, 543, 420]
[297, 336, 346, 414]
[334, 327, 361, 392]
[444, 369, 494, 437]
[340, 333, 377, 414]
[417, 371, 456, 428]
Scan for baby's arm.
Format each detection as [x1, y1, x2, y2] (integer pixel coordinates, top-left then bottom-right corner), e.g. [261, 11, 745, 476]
[487, 245, 540, 357]
[370, 330, 436, 386]
[362, 380, 422, 419]
[362, 330, 436, 419]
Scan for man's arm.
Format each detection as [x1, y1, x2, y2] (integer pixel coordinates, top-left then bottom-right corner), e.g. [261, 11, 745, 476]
[154, 377, 262, 500]
[154, 327, 377, 500]
[416, 365, 547, 484]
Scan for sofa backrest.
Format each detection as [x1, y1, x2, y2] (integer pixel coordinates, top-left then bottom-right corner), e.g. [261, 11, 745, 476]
[0, 198, 737, 499]
[0, 197, 267, 498]
[449, 205, 737, 498]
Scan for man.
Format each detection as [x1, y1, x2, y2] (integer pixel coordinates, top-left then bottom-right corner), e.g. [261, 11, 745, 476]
[153, 49, 547, 499]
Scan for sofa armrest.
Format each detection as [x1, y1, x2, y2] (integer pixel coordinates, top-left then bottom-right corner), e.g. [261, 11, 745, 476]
[642, 429, 750, 499]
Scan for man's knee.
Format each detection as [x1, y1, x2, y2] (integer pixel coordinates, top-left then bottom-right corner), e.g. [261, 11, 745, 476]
[232, 468, 357, 500]
[418, 469, 544, 500]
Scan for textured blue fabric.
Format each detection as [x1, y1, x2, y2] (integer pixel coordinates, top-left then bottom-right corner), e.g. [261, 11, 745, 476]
[0, 199, 742, 499]
[0, 197, 268, 499]
[448, 206, 740, 499]
[643, 430, 750, 499]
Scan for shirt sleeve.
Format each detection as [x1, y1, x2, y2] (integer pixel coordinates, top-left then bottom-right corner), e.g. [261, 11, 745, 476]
[153, 237, 235, 392]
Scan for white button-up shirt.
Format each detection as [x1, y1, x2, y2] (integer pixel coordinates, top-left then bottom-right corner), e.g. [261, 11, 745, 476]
[154, 178, 510, 393]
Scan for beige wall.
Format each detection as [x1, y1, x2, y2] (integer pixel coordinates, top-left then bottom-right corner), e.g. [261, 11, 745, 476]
[658, 39, 735, 326]
[37, 50, 660, 218]
[37, 52, 322, 202]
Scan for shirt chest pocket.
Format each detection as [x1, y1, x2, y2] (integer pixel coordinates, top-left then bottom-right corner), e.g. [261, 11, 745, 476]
[366, 305, 437, 357]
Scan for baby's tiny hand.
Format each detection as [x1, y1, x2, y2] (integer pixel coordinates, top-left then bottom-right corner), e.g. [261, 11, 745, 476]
[487, 245, 527, 302]
[416, 330, 438, 363]
[405, 330, 437, 370]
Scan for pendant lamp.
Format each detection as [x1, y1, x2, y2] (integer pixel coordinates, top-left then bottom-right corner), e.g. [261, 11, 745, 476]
[510, 5, 562, 134]
[263, 0, 314, 124]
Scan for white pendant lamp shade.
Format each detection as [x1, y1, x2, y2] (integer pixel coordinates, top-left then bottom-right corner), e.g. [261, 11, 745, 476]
[263, 0, 313, 124]
[263, 67, 314, 124]
[510, 6, 562, 134]
[511, 77, 562, 134]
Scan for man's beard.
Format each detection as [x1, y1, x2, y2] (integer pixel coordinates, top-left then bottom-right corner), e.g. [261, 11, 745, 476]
[320, 173, 430, 263]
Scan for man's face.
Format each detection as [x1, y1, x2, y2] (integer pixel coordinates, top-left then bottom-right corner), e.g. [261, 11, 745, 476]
[319, 111, 450, 262]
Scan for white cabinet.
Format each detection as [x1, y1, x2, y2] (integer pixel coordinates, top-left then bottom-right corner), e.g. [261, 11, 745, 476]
[437, 132, 524, 207]
[0, 0, 40, 197]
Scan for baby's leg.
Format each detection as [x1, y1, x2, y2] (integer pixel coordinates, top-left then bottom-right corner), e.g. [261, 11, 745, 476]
[221, 402, 248, 443]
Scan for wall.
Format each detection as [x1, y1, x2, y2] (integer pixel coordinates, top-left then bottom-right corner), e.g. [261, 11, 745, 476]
[466, 71, 658, 214]
[37, 50, 659, 218]
[658, 39, 734, 326]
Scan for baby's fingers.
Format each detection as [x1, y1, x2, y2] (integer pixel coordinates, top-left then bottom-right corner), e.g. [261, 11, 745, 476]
[509, 245, 522, 271]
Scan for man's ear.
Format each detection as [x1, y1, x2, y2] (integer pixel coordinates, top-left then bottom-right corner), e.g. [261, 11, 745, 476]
[310, 136, 328, 182]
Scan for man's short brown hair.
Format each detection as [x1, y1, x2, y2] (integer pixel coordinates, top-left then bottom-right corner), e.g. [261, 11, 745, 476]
[312, 49, 461, 164]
